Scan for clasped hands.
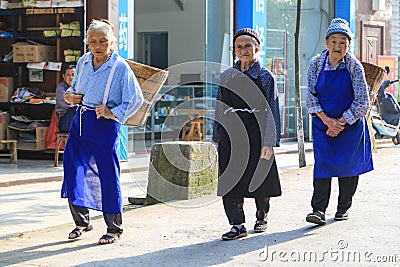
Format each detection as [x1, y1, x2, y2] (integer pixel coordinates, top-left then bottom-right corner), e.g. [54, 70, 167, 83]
[64, 92, 115, 120]
[317, 112, 346, 138]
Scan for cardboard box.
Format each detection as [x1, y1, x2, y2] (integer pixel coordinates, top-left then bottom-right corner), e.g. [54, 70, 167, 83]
[0, 77, 13, 102]
[8, 0, 23, 8]
[0, 113, 10, 150]
[12, 41, 56, 63]
[7, 126, 48, 151]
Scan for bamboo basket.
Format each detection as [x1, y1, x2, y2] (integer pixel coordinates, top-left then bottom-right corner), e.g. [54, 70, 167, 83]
[361, 62, 386, 95]
[124, 60, 169, 126]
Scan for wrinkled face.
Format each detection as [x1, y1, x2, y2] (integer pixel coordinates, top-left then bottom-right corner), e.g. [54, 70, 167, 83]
[63, 69, 75, 87]
[234, 35, 259, 62]
[326, 33, 350, 62]
[87, 29, 113, 60]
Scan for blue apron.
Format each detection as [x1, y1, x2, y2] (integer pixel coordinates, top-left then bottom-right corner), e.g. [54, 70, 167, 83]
[312, 55, 373, 178]
[61, 106, 122, 214]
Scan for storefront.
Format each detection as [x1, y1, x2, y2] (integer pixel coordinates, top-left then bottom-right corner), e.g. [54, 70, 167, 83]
[0, 0, 364, 157]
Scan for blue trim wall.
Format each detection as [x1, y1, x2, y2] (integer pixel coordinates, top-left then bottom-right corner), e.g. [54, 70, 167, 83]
[335, 0, 356, 54]
[117, 0, 129, 161]
[235, 0, 267, 63]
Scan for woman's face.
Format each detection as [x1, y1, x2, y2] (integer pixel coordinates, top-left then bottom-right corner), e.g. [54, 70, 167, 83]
[326, 33, 350, 62]
[63, 68, 75, 87]
[234, 35, 259, 62]
[87, 29, 113, 60]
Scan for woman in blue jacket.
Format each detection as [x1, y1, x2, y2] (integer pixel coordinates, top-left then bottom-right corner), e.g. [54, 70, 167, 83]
[62, 19, 143, 244]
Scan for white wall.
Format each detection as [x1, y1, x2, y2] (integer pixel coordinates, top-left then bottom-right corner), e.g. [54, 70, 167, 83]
[134, 0, 206, 85]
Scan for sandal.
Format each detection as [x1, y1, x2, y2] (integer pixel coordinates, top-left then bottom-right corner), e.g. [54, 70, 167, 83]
[68, 224, 93, 239]
[98, 233, 120, 245]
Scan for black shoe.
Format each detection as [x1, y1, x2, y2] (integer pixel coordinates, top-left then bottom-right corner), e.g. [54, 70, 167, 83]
[334, 211, 349, 221]
[221, 226, 248, 240]
[254, 220, 268, 233]
[306, 211, 326, 225]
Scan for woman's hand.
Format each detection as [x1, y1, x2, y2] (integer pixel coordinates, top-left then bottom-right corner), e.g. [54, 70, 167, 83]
[95, 105, 116, 120]
[260, 146, 273, 160]
[317, 112, 346, 137]
[64, 93, 83, 105]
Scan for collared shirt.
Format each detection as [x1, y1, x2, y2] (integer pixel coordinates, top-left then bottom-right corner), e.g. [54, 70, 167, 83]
[306, 50, 370, 125]
[212, 60, 281, 147]
[66, 51, 144, 123]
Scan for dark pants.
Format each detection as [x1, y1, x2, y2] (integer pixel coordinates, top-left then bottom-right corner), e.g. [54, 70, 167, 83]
[58, 107, 76, 133]
[68, 199, 123, 234]
[222, 196, 270, 225]
[311, 176, 359, 213]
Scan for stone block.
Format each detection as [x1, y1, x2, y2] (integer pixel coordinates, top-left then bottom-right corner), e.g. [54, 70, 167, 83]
[145, 141, 218, 205]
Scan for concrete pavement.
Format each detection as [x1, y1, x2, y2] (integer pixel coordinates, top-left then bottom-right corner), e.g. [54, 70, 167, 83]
[0, 140, 399, 266]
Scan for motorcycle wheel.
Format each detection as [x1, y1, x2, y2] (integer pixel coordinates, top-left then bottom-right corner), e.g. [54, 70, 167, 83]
[392, 132, 400, 145]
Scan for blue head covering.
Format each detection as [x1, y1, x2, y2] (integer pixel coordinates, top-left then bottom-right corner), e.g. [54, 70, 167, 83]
[325, 18, 352, 40]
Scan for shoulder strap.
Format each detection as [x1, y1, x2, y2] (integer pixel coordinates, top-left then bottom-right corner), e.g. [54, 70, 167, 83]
[102, 58, 119, 105]
[76, 53, 89, 94]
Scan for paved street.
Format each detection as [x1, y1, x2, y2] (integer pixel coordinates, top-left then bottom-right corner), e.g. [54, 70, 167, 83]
[0, 141, 399, 266]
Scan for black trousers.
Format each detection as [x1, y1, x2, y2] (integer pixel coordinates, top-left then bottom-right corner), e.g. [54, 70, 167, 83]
[311, 176, 359, 213]
[68, 199, 123, 234]
[222, 196, 270, 225]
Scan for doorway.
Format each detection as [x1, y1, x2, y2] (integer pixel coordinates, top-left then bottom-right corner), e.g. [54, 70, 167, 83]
[138, 32, 168, 69]
[360, 23, 384, 64]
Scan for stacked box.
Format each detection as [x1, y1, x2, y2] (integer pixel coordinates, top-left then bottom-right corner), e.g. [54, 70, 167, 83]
[12, 42, 56, 62]
[0, 77, 13, 102]
[8, 0, 23, 8]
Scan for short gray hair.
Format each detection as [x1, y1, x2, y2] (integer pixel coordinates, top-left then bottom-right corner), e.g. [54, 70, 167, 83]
[84, 19, 117, 50]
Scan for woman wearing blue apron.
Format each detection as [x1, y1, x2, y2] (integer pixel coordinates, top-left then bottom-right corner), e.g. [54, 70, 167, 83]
[62, 19, 143, 244]
[213, 28, 281, 240]
[306, 18, 373, 225]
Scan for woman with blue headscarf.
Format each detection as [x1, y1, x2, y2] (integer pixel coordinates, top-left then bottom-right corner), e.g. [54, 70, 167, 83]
[306, 18, 373, 225]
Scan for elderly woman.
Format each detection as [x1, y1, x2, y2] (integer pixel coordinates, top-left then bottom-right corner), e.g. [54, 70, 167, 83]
[306, 18, 373, 225]
[212, 28, 281, 240]
[61, 19, 144, 244]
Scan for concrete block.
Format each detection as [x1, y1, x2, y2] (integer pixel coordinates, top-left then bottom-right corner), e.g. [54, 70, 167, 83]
[146, 141, 218, 205]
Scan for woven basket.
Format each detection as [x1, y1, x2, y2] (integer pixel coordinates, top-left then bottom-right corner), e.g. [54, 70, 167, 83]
[361, 62, 386, 94]
[124, 60, 169, 126]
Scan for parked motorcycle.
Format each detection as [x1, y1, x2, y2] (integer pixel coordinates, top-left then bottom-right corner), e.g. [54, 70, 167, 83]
[370, 67, 400, 145]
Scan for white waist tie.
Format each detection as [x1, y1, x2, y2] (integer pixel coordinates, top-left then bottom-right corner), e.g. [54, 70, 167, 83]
[78, 106, 95, 136]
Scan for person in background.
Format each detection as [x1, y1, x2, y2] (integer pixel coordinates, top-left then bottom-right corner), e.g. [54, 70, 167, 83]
[305, 18, 373, 225]
[62, 19, 143, 245]
[55, 64, 76, 132]
[212, 28, 281, 241]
